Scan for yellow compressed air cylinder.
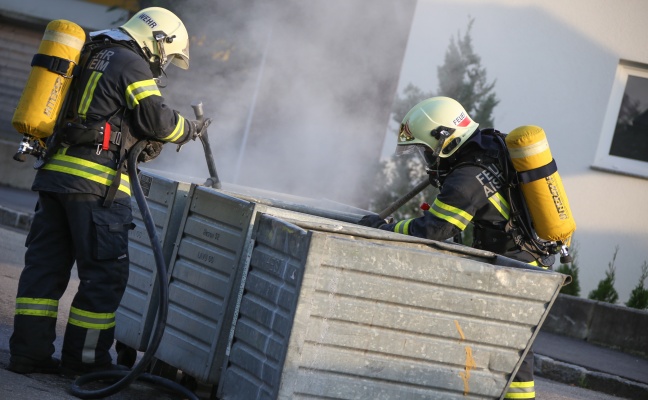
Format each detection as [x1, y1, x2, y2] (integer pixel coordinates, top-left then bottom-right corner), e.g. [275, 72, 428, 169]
[506, 125, 576, 243]
[12, 20, 86, 139]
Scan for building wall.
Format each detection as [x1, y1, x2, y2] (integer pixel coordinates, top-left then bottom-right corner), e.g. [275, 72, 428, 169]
[0, 0, 130, 189]
[3, 0, 644, 304]
[396, 0, 648, 303]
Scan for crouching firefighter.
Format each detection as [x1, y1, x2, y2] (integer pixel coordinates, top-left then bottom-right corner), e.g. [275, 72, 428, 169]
[359, 97, 575, 400]
[8, 7, 205, 377]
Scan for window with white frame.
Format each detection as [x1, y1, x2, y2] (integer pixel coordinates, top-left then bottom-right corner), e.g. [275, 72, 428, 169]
[594, 61, 648, 178]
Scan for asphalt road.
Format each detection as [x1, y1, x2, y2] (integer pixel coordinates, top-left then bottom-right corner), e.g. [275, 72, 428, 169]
[0, 225, 632, 400]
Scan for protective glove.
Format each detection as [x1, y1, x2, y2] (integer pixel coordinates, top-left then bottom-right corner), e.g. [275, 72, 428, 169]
[358, 214, 388, 228]
[137, 140, 164, 163]
[176, 120, 200, 146]
[176, 118, 212, 151]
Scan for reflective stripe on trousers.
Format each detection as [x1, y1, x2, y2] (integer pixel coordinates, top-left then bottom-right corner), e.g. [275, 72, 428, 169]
[506, 351, 535, 399]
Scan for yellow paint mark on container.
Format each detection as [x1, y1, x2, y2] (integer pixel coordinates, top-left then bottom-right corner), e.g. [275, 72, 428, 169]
[454, 319, 466, 340]
[455, 320, 476, 395]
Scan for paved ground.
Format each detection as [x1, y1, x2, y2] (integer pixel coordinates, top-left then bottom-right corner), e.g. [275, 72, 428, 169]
[1, 184, 647, 399]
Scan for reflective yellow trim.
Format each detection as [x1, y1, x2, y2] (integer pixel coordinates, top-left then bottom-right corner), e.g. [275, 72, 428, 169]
[43, 153, 131, 196]
[125, 79, 161, 109]
[78, 71, 102, 119]
[505, 380, 535, 399]
[15, 297, 58, 318]
[43, 29, 85, 51]
[508, 137, 549, 159]
[430, 198, 472, 230]
[68, 306, 116, 330]
[509, 381, 534, 388]
[394, 219, 412, 235]
[161, 115, 185, 142]
[504, 394, 535, 399]
[489, 192, 510, 220]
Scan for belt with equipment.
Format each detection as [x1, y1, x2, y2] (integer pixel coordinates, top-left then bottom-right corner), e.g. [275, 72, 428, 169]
[60, 120, 121, 154]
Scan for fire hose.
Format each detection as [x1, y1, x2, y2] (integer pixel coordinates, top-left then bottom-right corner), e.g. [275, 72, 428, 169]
[68, 107, 216, 398]
[374, 178, 431, 220]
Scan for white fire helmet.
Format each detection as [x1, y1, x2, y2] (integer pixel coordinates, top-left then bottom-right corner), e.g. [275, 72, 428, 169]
[397, 96, 479, 158]
[120, 7, 190, 71]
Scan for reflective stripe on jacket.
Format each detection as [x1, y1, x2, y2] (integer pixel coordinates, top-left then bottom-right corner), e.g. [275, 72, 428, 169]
[42, 149, 131, 196]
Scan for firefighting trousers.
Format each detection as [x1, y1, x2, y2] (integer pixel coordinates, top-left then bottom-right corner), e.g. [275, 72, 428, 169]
[10, 191, 132, 368]
[506, 349, 535, 399]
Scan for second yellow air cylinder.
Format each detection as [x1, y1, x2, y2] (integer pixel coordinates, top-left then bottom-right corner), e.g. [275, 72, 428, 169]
[505, 125, 576, 243]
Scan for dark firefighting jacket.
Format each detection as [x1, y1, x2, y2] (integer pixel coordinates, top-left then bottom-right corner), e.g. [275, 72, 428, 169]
[32, 38, 192, 206]
[380, 129, 544, 265]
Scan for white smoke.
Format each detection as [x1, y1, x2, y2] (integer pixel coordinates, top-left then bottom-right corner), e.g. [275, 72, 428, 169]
[147, 0, 416, 208]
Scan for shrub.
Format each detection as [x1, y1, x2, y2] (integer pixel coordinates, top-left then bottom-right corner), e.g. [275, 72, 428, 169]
[626, 261, 648, 310]
[588, 246, 620, 304]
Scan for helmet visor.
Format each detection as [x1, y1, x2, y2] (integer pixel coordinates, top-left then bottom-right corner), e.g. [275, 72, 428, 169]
[395, 144, 439, 167]
[170, 52, 189, 69]
[395, 143, 426, 156]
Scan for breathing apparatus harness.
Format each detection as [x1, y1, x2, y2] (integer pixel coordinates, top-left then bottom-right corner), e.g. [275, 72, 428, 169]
[425, 128, 558, 266]
[41, 35, 160, 208]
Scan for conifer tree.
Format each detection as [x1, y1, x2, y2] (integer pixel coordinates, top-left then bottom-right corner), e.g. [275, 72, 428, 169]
[588, 246, 620, 304]
[626, 261, 648, 310]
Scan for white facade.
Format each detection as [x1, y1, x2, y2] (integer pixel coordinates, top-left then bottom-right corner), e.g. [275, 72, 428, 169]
[1, 0, 646, 303]
[395, 0, 648, 303]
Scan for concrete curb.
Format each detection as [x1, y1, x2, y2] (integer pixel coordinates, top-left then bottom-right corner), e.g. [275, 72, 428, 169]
[543, 294, 648, 358]
[0, 205, 32, 232]
[535, 354, 648, 400]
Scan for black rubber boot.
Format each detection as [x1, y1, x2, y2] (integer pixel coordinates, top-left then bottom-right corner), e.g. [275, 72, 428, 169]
[7, 356, 60, 375]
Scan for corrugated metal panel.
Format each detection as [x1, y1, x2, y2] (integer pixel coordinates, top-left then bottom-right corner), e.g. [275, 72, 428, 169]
[218, 215, 311, 400]
[201, 190, 565, 400]
[154, 186, 258, 383]
[275, 232, 565, 400]
[0, 22, 41, 141]
[116, 171, 191, 351]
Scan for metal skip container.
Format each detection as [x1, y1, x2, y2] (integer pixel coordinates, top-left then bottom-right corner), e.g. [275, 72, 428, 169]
[125, 180, 567, 399]
[116, 171, 191, 351]
[152, 185, 260, 384]
[209, 187, 569, 400]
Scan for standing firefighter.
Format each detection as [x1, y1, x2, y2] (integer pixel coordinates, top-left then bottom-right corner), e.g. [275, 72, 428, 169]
[8, 7, 203, 376]
[360, 96, 575, 400]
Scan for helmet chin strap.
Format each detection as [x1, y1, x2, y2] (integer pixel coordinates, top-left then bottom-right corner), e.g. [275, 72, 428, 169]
[155, 69, 168, 88]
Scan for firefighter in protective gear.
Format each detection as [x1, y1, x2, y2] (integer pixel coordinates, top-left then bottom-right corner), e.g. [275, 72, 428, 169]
[8, 8, 201, 376]
[359, 96, 544, 399]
